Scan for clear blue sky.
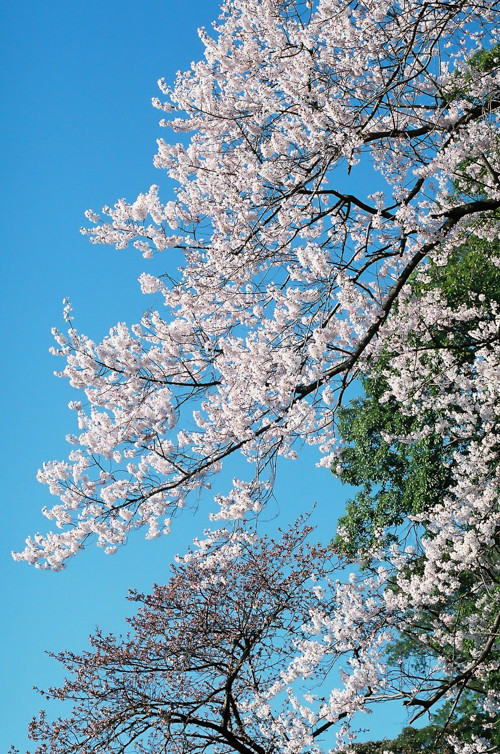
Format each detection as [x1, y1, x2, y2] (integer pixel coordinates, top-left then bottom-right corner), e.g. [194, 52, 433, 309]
[1, 2, 407, 748]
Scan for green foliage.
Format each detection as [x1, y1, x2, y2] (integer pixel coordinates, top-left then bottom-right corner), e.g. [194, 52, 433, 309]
[332, 236, 500, 746]
[431, 694, 500, 749]
[333, 371, 451, 558]
[352, 724, 442, 754]
[332, 237, 500, 559]
[443, 42, 500, 105]
[469, 44, 500, 74]
[418, 236, 500, 310]
[352, 712, 497, 754]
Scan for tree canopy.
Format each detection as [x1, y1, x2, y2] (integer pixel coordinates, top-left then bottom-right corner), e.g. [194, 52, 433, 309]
[13, 0, 500, 752]
[14, 0, 500, 570]
[22, 523, 345, 754]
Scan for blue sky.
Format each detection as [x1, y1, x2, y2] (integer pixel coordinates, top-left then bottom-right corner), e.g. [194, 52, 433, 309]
[1, 2, 407, 748]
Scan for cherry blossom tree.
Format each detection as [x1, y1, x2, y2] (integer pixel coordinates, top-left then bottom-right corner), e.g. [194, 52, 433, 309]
[12, 0, 500, 750]
[14, 0, 500, 569]
[20, 524, 359, 754]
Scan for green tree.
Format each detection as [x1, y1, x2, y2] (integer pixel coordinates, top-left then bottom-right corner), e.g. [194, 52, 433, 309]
[352, 712, 496, 754]
[333, 236, 500, 560]
[332, 237, 500, 746]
